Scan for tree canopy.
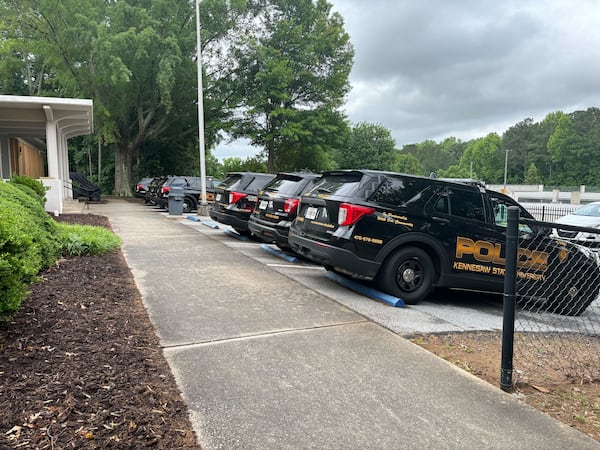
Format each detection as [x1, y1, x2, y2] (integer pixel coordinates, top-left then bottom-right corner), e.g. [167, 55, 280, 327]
[228, 0, 354, 173]
[336, 122, 397, 170]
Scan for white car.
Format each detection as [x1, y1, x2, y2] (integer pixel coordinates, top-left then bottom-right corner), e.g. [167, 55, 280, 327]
[555, 202, 600, 246]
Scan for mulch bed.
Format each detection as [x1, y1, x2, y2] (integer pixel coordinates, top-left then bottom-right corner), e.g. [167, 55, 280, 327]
[0, 214, 200, 449]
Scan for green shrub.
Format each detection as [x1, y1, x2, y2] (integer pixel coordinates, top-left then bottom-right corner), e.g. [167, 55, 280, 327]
[9, 175, 47, 203]
[0, 180, 122, 319]
[56, 222, 121, 256]
[0, 182, 62, 267]
[0, 182, 62, 318]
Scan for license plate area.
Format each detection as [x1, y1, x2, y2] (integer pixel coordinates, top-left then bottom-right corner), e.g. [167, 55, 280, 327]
[305, 206, 319, 220]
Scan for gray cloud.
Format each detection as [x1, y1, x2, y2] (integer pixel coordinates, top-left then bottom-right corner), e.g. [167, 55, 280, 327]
[331, 0, 600, 145]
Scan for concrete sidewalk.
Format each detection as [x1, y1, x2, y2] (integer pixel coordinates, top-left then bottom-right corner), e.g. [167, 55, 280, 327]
[89, 200, 599, 449]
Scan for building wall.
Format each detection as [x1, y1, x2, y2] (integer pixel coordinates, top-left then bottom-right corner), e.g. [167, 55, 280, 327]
[0, 135, 9, 178]
[9, 138, 45, 178]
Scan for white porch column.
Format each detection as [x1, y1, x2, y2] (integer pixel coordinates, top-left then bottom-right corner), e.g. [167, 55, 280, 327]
[43, 105, 63, 213]
[43, 105, 60, 179]
[58, 131, 71, 199]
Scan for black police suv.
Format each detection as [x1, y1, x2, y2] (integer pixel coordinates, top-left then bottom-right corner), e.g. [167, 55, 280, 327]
[209, 172, 276, 235]
[144, 176, 168, 205]
[134, 177, 156, 199]
[248, 172, 320, 249]
[156, 176, 221, 213]
[288, 170, 600, 315]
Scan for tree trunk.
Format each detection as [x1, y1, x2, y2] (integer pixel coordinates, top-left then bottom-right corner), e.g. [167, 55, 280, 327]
[114, 143, 133, 197]
[266, 140, 275, 173]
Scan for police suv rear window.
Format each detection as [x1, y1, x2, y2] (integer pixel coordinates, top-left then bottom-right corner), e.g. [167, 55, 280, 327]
[371, 177, 431, 206]
[309, 173, 364, 197]
[263, 176, 302, 195]
[218, 174, 243, 190]
[245, 175, 273, 190]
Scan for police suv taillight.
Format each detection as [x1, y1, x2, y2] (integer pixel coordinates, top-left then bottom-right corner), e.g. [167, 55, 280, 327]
[229, 191, 247, 204]
[284, 198, 300, 214]
[338, 203, 375, 226]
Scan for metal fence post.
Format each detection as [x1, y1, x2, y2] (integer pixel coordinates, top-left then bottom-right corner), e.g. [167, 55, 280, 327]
[501, 206, 520, 391]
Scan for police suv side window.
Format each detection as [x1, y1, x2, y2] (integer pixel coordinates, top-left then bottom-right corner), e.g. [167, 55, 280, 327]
[372, 177, 429, 206]
[433, 192, 449, 214]
[487, 192, 533, 233]
[446, 188, 486, 222]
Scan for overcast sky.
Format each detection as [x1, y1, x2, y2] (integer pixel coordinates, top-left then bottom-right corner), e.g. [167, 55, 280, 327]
[214, 0, 600, 161]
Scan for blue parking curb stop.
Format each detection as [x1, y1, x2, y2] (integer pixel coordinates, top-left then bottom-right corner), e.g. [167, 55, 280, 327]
[225, 229, 250, 240]
[325, 271, 405, 307]
[201, 220, 220, 229]
[260, 244, 300, 263]
[186, 215, 201, 222]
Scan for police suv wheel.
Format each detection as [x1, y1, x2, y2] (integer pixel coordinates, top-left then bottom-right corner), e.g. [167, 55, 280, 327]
[182, 197, 196, 213]
[545, 264, 599, 316]
[378, 247, 435, 305]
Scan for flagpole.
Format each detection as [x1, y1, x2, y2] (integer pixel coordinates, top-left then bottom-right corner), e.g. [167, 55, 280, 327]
[196, 0, 209, 215]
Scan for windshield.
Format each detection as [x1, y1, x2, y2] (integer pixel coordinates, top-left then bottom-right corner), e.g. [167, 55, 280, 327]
[573, 203, 600, 217]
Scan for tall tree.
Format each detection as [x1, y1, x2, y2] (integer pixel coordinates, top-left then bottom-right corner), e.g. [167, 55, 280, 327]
[393, 152, 423, 175]
[524, 162, 543, 184]
[502, 118, 553, 183]
[221, 156, 268, 174]
[547, 113, 589, 185]
[402, 138, 462, 175]
[337, 122, 396, 170]
[229, 0, 354, 172]
[0, 0, 195, 194]
[441, 133, 503, 183]
[0, 0, 244, 195]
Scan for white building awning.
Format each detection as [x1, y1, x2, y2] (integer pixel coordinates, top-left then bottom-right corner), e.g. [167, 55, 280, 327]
[0, 95, 94, 213]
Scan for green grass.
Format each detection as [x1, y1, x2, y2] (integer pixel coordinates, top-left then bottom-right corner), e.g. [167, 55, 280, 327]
[56, 222, 122, 256]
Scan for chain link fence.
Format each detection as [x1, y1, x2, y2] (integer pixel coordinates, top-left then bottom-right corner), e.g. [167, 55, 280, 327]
[501, 208, 600, 390]
[524, 204, 577, 222]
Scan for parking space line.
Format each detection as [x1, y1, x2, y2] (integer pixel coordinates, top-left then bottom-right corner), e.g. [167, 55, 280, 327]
[266, 263, 325, 270]
[260, 243, 301, 263]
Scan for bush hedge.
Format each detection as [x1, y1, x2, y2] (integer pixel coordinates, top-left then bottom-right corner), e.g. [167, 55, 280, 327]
[0, 178, 121, 319]
[9, 175, 48, 203]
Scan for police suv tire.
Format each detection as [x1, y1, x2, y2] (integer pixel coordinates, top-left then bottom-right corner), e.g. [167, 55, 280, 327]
[377, 247, 434, 305]
[545, 265, 599, 316]
[233, 227, 252, 237]
[182, 196, 196, 213]
[275, 242, 290, 251]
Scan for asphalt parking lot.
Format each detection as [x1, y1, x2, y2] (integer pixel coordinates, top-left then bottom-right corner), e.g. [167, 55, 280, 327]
[175, 213, 600, 337]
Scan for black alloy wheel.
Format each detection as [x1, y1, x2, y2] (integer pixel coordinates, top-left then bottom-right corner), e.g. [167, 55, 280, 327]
[182, 196, 196, 213]
[378, 247, 435, 305]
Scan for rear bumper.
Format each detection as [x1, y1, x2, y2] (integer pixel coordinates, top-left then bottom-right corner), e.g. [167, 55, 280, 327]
[248, 216, 290, 245]
[288, 229, 380, 278]
[209, 208, 251, 231]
